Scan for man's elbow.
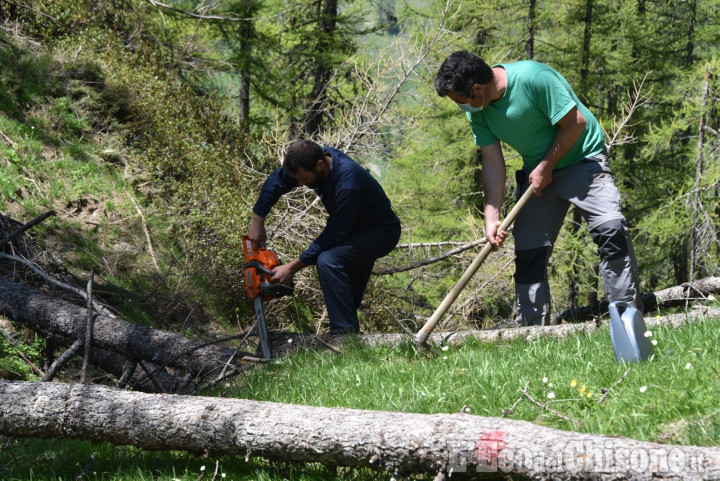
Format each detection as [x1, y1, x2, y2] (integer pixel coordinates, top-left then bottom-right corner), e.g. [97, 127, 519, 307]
[575, 109, 587, 131]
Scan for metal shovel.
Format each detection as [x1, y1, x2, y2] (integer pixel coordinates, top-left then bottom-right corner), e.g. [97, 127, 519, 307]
[608, 300, 654, 362]
[414, 185, 536, 346]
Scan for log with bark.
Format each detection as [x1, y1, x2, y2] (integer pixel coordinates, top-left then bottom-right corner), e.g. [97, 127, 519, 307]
[3, 271, 720, 376]
[0, 275, 256, 392]
[1, 380, 719, 480]
[269, 304, 720, 355]
[552, 277, 720, 324]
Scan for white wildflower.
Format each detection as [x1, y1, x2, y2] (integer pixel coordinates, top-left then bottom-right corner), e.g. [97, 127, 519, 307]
[547, 392, 556, 399]
[639, 386, 647, 393]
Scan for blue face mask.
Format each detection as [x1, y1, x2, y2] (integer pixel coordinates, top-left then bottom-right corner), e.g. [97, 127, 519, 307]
[457, 91, 485, 113]
[458, 103, 484, 113]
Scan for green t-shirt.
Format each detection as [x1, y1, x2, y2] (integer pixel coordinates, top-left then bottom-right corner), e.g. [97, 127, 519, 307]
[468, 60, 606, 170]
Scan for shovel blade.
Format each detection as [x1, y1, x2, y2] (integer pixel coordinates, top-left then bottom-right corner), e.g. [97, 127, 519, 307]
[608, 301, 654, 363]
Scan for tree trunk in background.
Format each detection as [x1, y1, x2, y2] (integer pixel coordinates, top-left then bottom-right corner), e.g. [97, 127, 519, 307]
[525, 0, 535, 59]
[580, 0, 593, 90]
[673, 242, 689, 285]
[2, 381, 720, 480]
[689, 69, 709, 281]
[301, 0, 338, 135]
[231, 0, 257, 133]
[685, 0, 696, 66]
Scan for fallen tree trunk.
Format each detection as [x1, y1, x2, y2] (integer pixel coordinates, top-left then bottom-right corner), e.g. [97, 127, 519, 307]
[3, 271, 719, 380]
[0, 275, 253, 390]
[552, 277, 720, 324]
[1, 381, 718, 480]
[271, 305, 720, 354]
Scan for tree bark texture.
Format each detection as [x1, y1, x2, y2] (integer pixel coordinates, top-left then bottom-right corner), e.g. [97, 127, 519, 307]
[1, 381, 719, 480]
[0, 276, 250, 388]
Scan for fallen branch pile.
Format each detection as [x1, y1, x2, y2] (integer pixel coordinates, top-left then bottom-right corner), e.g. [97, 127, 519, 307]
[0, 275, 257, 392]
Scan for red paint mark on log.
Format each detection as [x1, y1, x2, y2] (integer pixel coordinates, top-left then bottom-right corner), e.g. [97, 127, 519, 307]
[474, 431, 507, 464]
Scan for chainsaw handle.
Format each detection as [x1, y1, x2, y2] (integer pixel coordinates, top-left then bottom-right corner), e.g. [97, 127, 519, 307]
[261, 282, 294, 297]
[243, 259, 275, 277]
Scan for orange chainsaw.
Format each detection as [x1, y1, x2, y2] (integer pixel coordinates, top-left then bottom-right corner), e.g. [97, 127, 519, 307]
[242, 236, 294, 359]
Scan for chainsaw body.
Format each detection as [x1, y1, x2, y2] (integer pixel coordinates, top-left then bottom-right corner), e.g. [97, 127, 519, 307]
[242, 236, 293, 359]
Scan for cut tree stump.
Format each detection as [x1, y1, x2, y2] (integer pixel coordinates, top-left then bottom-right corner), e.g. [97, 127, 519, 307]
[1, 381, 719, 480]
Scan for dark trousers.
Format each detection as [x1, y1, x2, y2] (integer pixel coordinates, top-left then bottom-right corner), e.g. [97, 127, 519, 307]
[316, 222, 401, 334]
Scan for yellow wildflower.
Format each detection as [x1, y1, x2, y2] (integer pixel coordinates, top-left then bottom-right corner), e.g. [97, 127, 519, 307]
[570, 379, 578, 388]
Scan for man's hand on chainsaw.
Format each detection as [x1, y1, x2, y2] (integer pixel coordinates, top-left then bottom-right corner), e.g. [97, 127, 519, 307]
[249, 214, 267, 244]
[270, 258, 307, 285]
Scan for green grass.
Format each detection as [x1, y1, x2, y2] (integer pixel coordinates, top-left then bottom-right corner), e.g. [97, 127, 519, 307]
[0, 438, 371, 481]
[3, 314, 719, 480]
[227, 313, 720, 443]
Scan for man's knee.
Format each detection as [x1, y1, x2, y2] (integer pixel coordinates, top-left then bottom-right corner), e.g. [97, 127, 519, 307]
[589, 219, 629, 261]
[514, 246, 551, 284]
[316, 250, 340, 277]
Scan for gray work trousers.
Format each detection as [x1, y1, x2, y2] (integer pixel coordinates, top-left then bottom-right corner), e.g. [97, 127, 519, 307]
[512, 152, 643, 326]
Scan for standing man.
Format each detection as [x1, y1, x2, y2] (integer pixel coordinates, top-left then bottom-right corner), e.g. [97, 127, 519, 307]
[249, 139, 401, 334]
[434, 50, 642, 326]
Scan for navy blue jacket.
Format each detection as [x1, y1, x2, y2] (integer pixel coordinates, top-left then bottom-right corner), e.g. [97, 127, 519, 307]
[253, 147, 400, 265]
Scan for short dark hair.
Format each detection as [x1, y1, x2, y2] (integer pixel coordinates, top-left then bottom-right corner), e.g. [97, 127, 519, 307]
[435, 50, 494, 98]
[283, 139, 324, 174]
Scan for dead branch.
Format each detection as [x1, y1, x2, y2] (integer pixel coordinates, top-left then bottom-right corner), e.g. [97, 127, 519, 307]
[519, 383, 581, 427]
[606, 73, 651, 153]
[0, 210, 55, 249]
[0, 252, 116, 318]
[80, 272, 95, 384]
[373, 238, 488, 275]
[42, 338, 83, 382]
[127, 192, 162, 275]
[597, 367, 631, 405]
[0, 1, 77, 33]
[0, 128, 15, 147]
[501, 381, 529, 418]
[144, 0, 241, 21]
[396, 241, 472, 249]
